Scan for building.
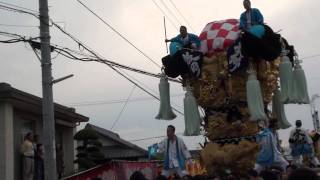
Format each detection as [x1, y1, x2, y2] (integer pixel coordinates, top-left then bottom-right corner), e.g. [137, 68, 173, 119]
[84, 123, 148, 160]
[0, 82, 89, 180]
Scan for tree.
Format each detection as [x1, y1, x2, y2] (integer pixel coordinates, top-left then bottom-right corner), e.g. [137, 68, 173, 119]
[74, 128, 106, 170]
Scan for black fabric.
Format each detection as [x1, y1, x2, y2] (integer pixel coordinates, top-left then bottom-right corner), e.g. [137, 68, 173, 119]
[162, 55, 182, 78]
[162, 49, 203, 78]
[241, 25, 281, 61]
[227, 39, 249, 73]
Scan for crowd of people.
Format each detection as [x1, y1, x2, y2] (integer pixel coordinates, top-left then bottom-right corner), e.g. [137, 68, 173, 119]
[141, 121, 320, 180]
[20, 132, 64, 180]
[128, 166, 319, 180]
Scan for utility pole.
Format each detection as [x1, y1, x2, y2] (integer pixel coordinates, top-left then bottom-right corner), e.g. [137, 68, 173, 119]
[39, 0, 57, 179]
[311, 94, 320, 132]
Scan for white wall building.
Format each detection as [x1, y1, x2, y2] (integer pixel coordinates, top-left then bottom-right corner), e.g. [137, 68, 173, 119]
[0, 82, 89, 180]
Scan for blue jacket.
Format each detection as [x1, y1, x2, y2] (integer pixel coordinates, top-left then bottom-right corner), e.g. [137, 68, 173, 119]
[240, 8, 264, 30]
[170, 33, 201, 48]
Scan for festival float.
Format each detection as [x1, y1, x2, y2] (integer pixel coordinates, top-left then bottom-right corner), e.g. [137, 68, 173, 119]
[158, 19, 310, 176]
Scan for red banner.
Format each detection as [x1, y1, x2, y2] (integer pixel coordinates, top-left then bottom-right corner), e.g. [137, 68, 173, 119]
[64, 161, 158, 180]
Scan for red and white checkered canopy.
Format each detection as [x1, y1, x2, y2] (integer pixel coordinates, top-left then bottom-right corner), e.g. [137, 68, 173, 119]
[199, 19, 240, 56]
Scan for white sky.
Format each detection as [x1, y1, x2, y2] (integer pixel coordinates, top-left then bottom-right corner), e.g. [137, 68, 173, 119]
[1, 0, 320, 150]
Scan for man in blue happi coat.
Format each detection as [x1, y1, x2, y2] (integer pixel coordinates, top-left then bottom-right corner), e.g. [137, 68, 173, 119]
[157, 125, 192, 178]
[166, 26, 200, 49]
[255, 121, 288, 173]
[240, 0, 264, 30]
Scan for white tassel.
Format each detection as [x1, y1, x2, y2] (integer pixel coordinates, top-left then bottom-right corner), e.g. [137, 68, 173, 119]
[291, 57, 310, 104]
[246, 67, 267, 121]
[183, 84, 201, 136]
[272, 89, 291, 129]
[155, 73, 176, 120]
[279, 53, 295, 103]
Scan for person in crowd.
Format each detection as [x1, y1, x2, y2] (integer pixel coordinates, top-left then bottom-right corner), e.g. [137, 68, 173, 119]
[33, 134, 40, 178]
[129, 171, 147, 180]
[20, 132, 35, 180]
[284, 164, 298, 179]
[34, 143, 44, 180]
[259, 170, 279, 180]
[269, 165, 284, 180]
[247, 169, 262, 180]
[56, 143, 65, 178]
[289, 120, 320, 166]
[240, 0, 264, 30]
[155, 175, 167, 180]
[165, 26, 200, 49]
[33, 134, 39, 150]
[157, 125, 192, 178]
[287, 168, 318, 180]
[255, 120, 288, 173]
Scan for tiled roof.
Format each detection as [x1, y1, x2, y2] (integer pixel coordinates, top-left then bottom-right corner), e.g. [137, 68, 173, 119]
[0, 82, 88, 123]
[85, 123, 147, 158]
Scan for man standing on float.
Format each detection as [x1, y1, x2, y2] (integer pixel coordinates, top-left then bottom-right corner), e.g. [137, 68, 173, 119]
[240, 0, 264, 30]
[157, 125, 192, 178]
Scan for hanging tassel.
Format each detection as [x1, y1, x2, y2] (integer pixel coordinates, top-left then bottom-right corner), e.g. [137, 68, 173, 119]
[272, 88, 291, 129]
[279, 40, 294, 103]
[291, 55, 310, 104]
[246, 65, 267, 121]
[183, 83, 201, 136]
[155, 73, 176, 120]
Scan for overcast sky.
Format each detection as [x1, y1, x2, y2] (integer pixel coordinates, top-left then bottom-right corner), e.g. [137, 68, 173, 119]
[1, 0, 320, 150]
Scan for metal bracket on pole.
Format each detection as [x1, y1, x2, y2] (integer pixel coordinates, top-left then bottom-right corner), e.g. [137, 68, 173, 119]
[51, 74, 74, 84]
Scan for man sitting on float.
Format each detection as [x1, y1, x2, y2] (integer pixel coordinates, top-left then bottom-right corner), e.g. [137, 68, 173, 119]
[165, 25, 200, 50]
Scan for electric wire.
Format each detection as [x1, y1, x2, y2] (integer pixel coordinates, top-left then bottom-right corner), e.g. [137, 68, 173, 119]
[48, 23, 185, 115]
[301, 54, 320, 60]
[76, 0, 162, 68]
[151, 0, 178, 30]
[0, 30, 180, 83]
[67, 94, 184, 107]
[0, 23, 38, 28]
[159, 0, 182, 26]
[0, 1, 38, 13]
[110, 85, 136, 130]
[168, 0, 196, 32]
[52, 45, 181, 83]
[0, 4, 39, 18]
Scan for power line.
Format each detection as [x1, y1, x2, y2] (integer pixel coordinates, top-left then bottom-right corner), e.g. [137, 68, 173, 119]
[56, 46, 181, 83]
[110, 85, 136, 130]
[76, 0, 162, 68]
[301, 54, 320, 60]
[0, 4, 39, 18]
[0, 30, 184, 116]
[66, 93, 184, 107]
[27, 40, 181, 83]
[0, 31, 40, 42]
[0, 4, 184, 115]
[118, 69, 184, 110]
[151, 0, 178, 30]
[159, 0, 182, 26]
[0, 23, 38, 28]
[0, 1, 38, 13]
[0, 30, 181, 84]
[168, 0, 196, 32]
[50, 22, 184, 116]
